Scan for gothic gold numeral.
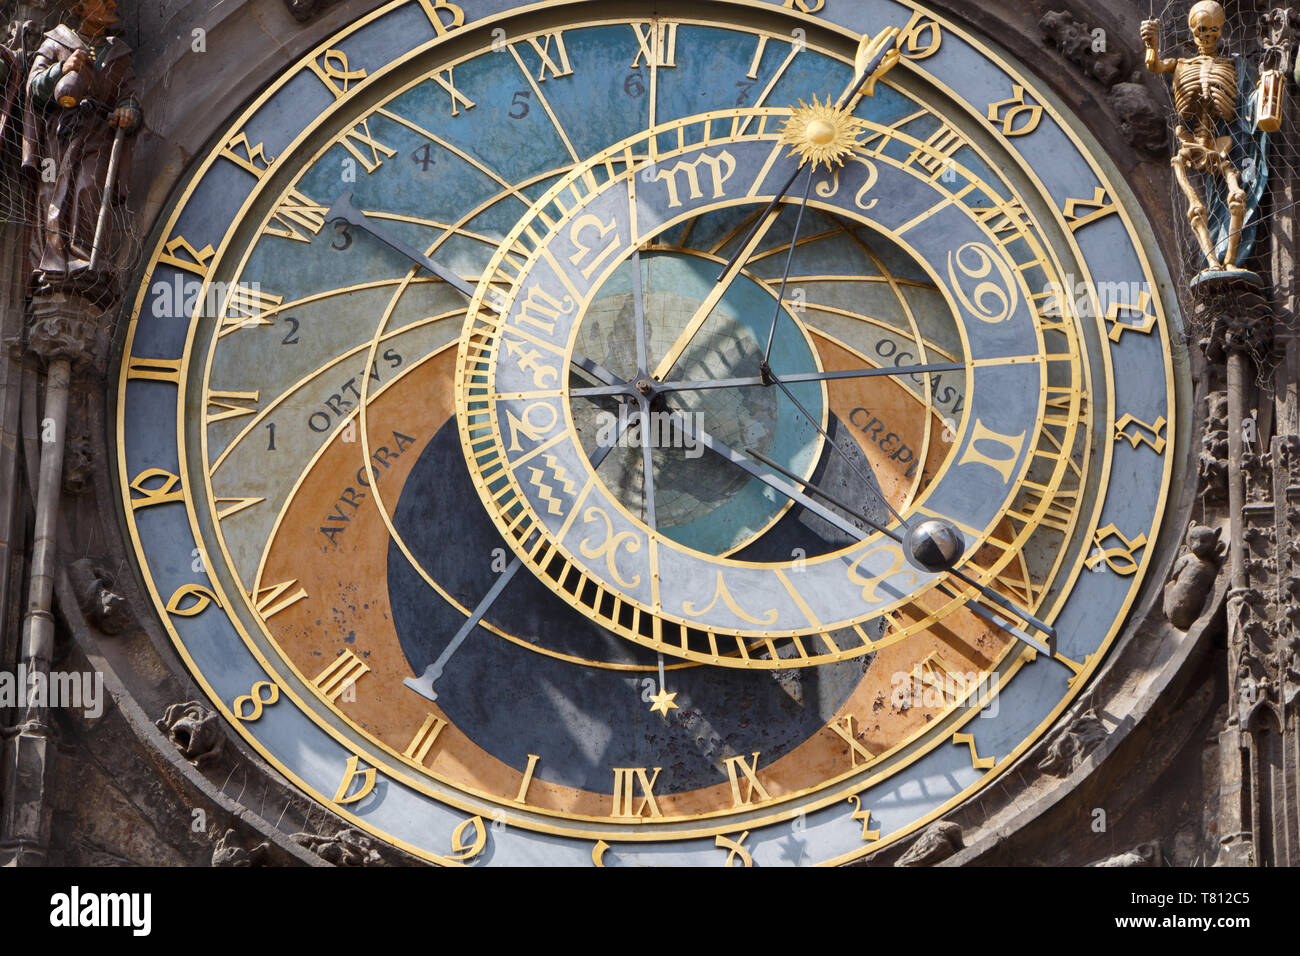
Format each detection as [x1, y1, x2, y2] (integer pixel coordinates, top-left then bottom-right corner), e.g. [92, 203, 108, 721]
[715, 830, 753, 867]
[128, 468, 184, 510]
[1088, 524, 1148, 576]
[958, 419, 1027, 484]
[333, 754, 376, 804]
[449, 816, 487, 862]
[404, 713, 448, 766]
[723, 752, 771, 807]
[1063, 186, 1118, 231]
[126, 356, 183, 383]
[847, 795, 882, 841]
[898, 9, 943, 59]
[232, 681, 279, 722]
[415, 0, 465, 35]
[611, 767, 662, 818]
[157, 236, 214, 278]
[987, 85, 1042, 136]
[220, 132, 274, 179]
[1114, 414, 1168, 454]
[309, 48, 366, 99]
[313, 649, 370, 702]
[251, 579, 308, 618]
[263, 189, 328, 243]
[953, 731, 996, 770]
[166, 583, 220, 617]
[1104, 291, 1158, 343]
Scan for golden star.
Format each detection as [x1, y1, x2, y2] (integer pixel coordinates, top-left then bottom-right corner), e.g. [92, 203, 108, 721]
[778, 96, 867, 172]
[649, 687, 679, 716]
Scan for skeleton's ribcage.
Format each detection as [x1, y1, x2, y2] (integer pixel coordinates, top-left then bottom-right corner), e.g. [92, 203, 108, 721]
[1173, 57, 1236, 124]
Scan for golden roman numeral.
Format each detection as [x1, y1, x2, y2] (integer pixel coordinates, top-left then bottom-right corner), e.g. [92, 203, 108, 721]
[1008, 480, 1079, 534]
[524, 31, 574, 80]
[252, 579, 308, 618]
[430, 67, 475, 116]
[404, 713, 448, 766]
[206, 389, 261, 424]
[906, 123, 965, 179]
[516, 754, 540, 803]
[221, 284, 283, 334]
[828, 715, 876, 768]
[630, 21, 678, 68]
[340, 119, 397, 174]
[611, 767, 662, 818]
[723, 752, 771, 807]
[313, 650, 370, 702]
[263, 189, 328, 243]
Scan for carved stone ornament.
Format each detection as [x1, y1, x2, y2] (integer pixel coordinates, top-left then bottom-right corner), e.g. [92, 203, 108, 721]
[292, 828, 386, 866]
[1163, 524, 1225, 630]
[1037, 708, 1109, 777]
[154, 701, 225, 769]
[69, 558, 129, 635]
[211, 829, 269, 867]
[1088, 841, 1162, 867]
[894, 820, 963, 867]
[26, 291, 111, 371]
[1039, 10, 1128, 87]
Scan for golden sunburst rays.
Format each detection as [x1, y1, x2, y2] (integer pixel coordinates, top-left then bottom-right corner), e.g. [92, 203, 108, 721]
[778, 96, 867, 172]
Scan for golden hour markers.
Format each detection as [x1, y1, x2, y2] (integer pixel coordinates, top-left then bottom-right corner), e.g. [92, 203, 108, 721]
[404, 713, 448, 766]
[723, 753, 771, 807]
[313, 650, 370, 703]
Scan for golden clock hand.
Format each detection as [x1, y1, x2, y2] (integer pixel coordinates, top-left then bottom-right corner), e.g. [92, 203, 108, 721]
[649, 28, 901, 384]
[713, 28, 901, 284]
[405, 409, 640, 702]
[568, 360, 965, 397]
[746, 447, 1060, 660]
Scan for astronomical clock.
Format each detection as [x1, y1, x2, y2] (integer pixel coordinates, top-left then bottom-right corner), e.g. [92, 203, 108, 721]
[114, 0, 1182, 866]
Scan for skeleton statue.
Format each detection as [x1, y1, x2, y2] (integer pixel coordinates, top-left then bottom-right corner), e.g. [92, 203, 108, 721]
[1142, 2, 1268, 274]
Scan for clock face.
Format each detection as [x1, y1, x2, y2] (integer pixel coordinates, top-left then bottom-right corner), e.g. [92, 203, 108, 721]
[116, 0, 1181, 866]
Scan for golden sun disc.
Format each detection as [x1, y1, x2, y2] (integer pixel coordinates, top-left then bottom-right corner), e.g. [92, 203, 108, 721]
[778, 96, 866, 171]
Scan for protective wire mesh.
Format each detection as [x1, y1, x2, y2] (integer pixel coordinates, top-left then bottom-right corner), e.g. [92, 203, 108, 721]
[1151, 0, 1297, 380]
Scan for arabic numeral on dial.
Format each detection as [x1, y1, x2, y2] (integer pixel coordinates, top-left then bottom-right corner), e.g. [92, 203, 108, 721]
[281, 316, 300, 345]
[266, 422, 277, 451]
[624, 72, 645, 97]
[331, 222, 352, 251]
[509, 90, 531, 119]
[411, 143, 436, 171]
[734, 79, 755, 105]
